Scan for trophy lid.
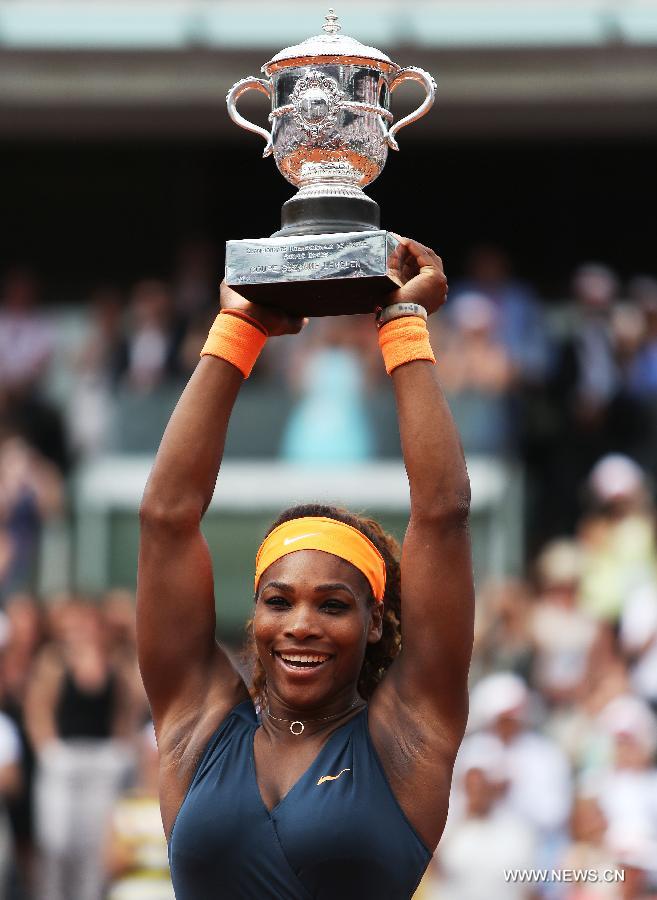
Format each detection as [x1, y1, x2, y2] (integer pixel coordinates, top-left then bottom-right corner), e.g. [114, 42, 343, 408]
[262, 9, 398, 75]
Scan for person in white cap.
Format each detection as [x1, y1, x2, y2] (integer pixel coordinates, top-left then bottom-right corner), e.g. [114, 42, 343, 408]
[584, 695, 657, 845]
[530, 539, 598, 707]
[431, 733, 536, 900]
[463, 673, 572, 852]
[578, 455, 657, 623]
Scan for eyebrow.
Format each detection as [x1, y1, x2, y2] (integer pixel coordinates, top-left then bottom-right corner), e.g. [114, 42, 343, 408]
[314, 583, 357, 600]
[260, 581, 357, 600]
[260, 581, 294, 594]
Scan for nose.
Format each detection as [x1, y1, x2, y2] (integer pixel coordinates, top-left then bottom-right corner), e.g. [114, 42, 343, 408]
[284, 607, 322, 641]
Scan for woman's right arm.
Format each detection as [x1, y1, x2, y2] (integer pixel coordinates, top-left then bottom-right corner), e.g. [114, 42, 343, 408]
[137, 285, 305, 745]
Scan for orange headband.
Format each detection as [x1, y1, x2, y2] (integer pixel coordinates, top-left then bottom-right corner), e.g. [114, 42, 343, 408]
[254, 517, 386, 603]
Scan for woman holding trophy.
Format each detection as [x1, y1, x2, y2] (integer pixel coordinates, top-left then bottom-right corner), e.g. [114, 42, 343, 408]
[136, 235, 474, 898]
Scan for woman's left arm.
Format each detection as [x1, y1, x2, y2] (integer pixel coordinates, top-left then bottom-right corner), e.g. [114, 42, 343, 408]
[384, 239, 474, 744]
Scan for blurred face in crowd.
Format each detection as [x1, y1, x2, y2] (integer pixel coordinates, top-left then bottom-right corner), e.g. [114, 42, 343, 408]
[492, 708, 524, 743]
[102, 590, 136, 648]
[614, 732, 652, 771]
[463, 768, 499, 817]
[131, 280, 173, 330]
[543, 578, 579, 608]
[5, 594, 42, 650]
[570, 796, 608, 845]
[90, 287, 124, 336]
[612, 305, 645, 362]
[52, 600, 106, 651]
[572, 265, 617, 313]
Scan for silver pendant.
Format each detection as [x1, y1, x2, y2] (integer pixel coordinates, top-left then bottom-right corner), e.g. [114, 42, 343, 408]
[290, 721, 305, 735]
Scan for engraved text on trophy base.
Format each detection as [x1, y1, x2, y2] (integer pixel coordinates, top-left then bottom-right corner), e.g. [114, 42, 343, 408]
[226, 231, 399, 285]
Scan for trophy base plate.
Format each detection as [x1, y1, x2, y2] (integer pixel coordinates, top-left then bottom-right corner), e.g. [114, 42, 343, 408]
[225, 230, 400, 317]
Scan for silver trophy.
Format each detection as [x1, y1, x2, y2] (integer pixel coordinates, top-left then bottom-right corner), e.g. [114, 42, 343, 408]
[225, 9, 436, 315]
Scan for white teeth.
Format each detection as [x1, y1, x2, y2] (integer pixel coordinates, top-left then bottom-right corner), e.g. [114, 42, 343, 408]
[279, 653, 329, 664]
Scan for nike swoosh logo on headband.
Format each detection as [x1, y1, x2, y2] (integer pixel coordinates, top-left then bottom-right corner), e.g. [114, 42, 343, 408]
[283, 534, 319, 546]
[317, 769, 351, 786]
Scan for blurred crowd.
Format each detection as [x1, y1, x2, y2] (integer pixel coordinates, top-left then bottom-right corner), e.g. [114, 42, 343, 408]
[2, 239, 657, 898]
[424, 453, 657, 899]
[0, 590, 169, 900]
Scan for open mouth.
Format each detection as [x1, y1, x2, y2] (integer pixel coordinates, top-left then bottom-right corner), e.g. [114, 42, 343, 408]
[275, 652, 332, 670]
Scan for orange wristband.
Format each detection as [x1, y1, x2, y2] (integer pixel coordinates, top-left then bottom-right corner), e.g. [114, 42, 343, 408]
[378, 315, 436, 375]
[200, 309, 268, 378]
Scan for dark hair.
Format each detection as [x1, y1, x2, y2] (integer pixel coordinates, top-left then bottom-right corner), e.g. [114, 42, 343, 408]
[245, 503, 402, 705]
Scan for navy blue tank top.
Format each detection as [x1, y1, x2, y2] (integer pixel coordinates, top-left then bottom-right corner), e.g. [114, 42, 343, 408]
[169, 700, 431, 899]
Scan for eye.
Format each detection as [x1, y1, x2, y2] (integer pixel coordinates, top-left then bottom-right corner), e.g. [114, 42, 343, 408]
[264, 596, 291, 609]
[322, 599, 350, 613]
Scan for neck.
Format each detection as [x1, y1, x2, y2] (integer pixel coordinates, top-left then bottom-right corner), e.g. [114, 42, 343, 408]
[261, 689, 364, 738]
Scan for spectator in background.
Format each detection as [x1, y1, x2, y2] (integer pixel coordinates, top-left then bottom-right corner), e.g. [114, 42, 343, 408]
[463, 673, 572, 866]
[546, 649, 630, 775]
[0, 270, 66, 471]
[471, 578, 534, 683]
[24, 600, 138, 900]
[101, 590, 149, 730]
[67, 287, 125, 459]
[577, 455, 657, 624]
[619, 583, 657, 712]
[625, 276, 657, 483]
[530, 539, 598, 708]
[0, 435, 64, 603]
[627, 275, 657, 397]
[0, 270, 53, 397]
[545, 265, 624, 533]
[608, 303, 649, 465]
[115, 280, 183, 395]
[172, 237, 216, 325]
[2, 594, 44, 895]
[104, 722, 174, 900]
[432, 734, 536, 900]
[582, 695, 657, 884]
[438, 293, 516, 456]
[280, 317, 375, 462]
[449, 244, 549, 383]
[559, 794, 620, 898]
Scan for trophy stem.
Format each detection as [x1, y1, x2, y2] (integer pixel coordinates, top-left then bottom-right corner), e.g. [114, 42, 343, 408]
[272, 188, 380, 237]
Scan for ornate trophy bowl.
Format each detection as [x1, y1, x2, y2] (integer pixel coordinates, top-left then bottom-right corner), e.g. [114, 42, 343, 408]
[225, 9, 436, 315]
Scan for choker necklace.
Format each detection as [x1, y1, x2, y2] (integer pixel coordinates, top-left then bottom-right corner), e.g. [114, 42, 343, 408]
[266, 699, 361, 735]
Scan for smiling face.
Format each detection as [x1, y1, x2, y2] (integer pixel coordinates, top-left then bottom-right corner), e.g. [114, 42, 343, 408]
[253, 549, 383, 712]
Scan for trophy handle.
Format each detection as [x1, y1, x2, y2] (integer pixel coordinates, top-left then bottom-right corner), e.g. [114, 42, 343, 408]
[386, 67, 436, 151]
[226, 77, 274, 158]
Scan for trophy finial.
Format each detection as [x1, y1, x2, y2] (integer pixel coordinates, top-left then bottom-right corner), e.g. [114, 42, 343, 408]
[322, 9, 341, 35]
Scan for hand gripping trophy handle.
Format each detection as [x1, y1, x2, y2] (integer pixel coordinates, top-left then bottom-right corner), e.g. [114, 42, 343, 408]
[226, 77, 274, 158]
[386, 66, 436, 151]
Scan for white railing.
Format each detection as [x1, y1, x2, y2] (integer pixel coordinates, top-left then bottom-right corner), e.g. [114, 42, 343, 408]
[71, 455, 524, 593]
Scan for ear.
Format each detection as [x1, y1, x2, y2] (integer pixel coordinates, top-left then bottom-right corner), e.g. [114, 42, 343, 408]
[367, 602, 384, 644]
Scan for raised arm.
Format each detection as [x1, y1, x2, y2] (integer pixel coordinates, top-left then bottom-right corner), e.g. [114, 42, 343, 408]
[379, 240, 474, 743]
[137, 286, 305, 744]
